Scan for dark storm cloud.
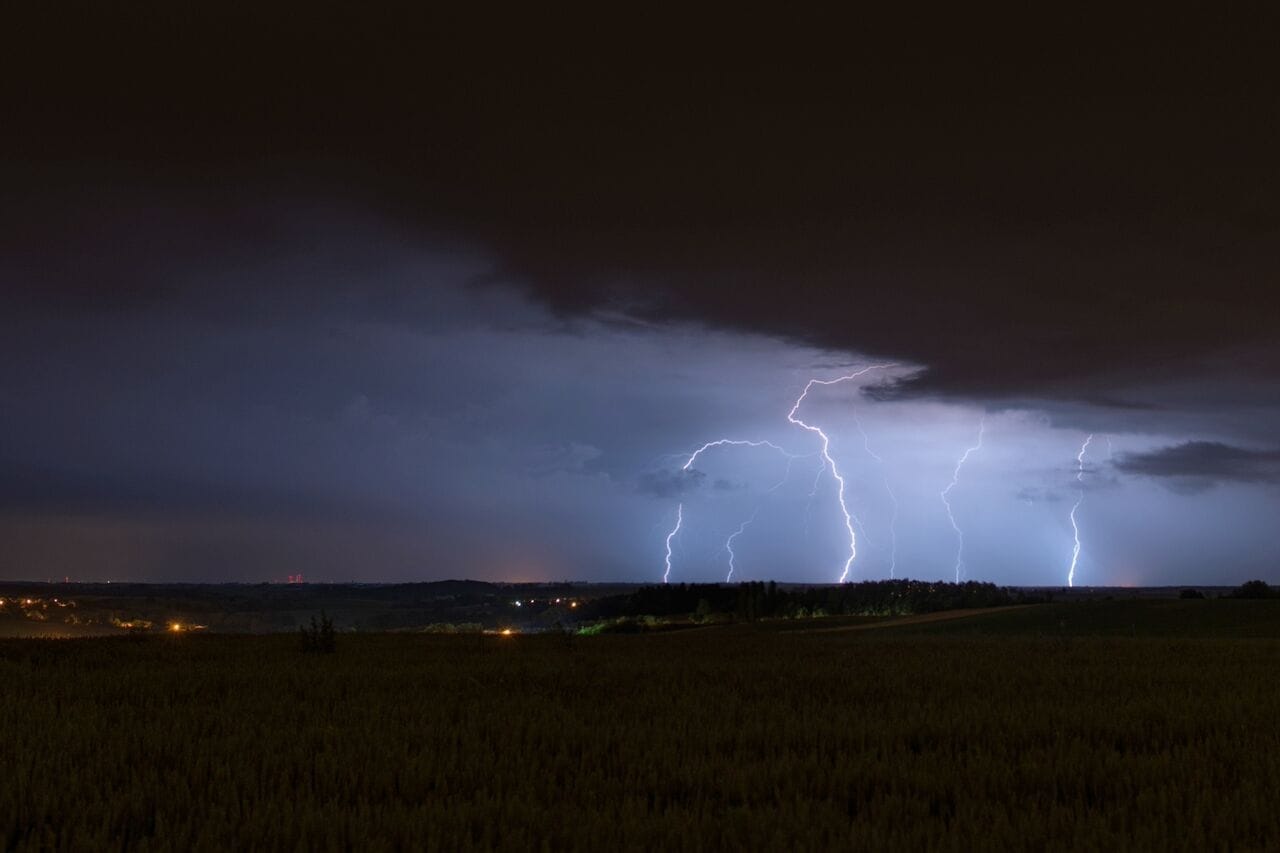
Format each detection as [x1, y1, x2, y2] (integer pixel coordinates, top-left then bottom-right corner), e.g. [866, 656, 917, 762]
[4, 7, 1279, 406]
[4, 7, 1280, 585]
[1115, 442, 1280, 491]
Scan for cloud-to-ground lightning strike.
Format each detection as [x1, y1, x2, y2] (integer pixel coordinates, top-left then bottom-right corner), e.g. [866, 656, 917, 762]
[662, 366, 893, 584]
[1067, 433, 1094, 587]
[724, 507, 759, 582]
[786, 364, 896, 583]
[662, 439, 801, 583]
[662, 503, 683, 584]
[853, 411, 898, 578]
[941, 417, 986, 583]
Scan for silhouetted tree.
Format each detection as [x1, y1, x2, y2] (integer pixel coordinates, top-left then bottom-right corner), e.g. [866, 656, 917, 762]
[1229, 580, 1277, 599]
[300, 611, 336, 653]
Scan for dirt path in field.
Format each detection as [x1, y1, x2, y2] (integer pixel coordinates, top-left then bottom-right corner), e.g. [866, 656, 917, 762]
[802, 604, 1040, 633]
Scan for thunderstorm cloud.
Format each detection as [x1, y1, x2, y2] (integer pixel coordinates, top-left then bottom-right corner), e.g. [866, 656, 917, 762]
[1114, 442, 1280, 492]
[4, 11, 1280, 585]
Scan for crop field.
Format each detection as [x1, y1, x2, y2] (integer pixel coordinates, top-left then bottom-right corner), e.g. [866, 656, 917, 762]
[5, 600, 1280, 850]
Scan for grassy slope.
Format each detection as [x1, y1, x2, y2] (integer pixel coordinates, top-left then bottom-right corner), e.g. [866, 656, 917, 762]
[3, 601, 1280, 850]
[892, 598, 1280, 638]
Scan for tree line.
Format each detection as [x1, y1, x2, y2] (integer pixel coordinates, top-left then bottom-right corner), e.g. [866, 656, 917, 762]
[584, 579, 1041, 622]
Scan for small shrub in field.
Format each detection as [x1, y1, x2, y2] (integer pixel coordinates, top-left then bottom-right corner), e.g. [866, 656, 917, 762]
[299, 612, 336, 653]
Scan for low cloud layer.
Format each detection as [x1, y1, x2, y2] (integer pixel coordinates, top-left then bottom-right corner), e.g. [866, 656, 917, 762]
[1115, 442, 1280, 492]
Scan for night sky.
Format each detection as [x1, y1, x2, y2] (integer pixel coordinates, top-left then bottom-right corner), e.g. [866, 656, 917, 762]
[4, 8, 1279, 584]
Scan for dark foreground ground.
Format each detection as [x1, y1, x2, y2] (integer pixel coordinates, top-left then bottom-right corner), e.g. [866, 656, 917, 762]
[5, 599, 1280, 850]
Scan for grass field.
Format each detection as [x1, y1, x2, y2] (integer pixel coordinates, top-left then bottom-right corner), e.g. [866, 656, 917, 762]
[5, 599, 1280, 850]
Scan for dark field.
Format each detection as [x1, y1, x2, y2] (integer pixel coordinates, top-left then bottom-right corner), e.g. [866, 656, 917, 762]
[6, 599, 1280, 850]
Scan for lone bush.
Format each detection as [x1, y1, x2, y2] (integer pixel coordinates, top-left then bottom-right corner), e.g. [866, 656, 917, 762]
[299, 612, 336, 653]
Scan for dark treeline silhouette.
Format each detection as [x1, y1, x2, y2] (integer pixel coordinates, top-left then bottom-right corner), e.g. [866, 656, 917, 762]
[1228, 580, 1279, 599]
[585, 579, 1040, 622]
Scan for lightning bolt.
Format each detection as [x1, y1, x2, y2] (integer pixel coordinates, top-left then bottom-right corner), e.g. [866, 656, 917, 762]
[661, 365, 893, 584]
[724, 507, 759, 582]
[940, 417, 985, 583]
[662, 503, 683, 584]
[681, 439, 796, 472]
[1067, 433, 1094, 588]
[786, 364, 896, 583]
[661, 439, 799, 583]
[853, 412, 898, 578]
